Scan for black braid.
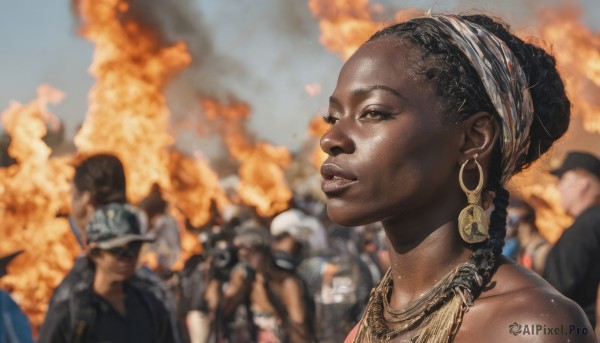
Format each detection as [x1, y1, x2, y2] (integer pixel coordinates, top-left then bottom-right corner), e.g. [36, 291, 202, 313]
[471, 145, 509, 290]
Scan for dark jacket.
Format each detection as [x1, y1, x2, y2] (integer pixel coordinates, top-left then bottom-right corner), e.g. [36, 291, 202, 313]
[38, 282, 175, 343]
[543, 204, 600, 327]
[44, 257, 181, 343]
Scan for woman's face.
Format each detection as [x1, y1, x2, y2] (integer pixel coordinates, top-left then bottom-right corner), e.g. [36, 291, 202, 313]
[320, 39, 463, 227]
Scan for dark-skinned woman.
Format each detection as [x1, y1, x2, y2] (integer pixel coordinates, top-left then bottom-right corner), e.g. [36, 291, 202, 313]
[318, 13, 596, 343]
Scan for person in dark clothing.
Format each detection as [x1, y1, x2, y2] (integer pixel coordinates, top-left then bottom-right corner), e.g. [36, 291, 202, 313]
[544, 151, 600, 328]
[50, 154, 128, 309]
[46, 153, 181, 341]
[216, 227, 315, 343]
[39, 203, 175, 343]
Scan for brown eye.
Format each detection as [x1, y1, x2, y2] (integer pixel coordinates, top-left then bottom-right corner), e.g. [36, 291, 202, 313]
[322, 114, 339, 125]
[362, 111, 393, 120]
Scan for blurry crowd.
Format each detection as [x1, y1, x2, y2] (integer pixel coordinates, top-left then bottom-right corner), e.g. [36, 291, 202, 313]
[1, 150, 599, 342]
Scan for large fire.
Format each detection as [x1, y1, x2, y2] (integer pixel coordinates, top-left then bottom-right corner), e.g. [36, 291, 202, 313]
[200, 99, 292, 217]
[0, 85, 78, 326]
[71, 0, 238, 270]
[2, 0, 599, 333]
[73, 0, 190, 203]
[308, 0, 382, 60]
[509, 7, 600, 242]
[308, 0, 600, 242]
[308, 0, 423, 60]
[534, 7, 600, 134]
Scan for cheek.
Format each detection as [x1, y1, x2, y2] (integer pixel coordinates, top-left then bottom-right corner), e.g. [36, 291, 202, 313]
[326, 128, 439, 225]
[71, 195, 86, 218]
[364, 125, 456, 206]
[92, 254, 110, 271]
[558, 181, 571, 200]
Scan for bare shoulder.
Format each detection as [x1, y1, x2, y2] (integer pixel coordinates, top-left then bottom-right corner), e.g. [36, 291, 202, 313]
[455, 257, 596, 343]
[271, 270, 304, 299]
[279, 271, 303, 291]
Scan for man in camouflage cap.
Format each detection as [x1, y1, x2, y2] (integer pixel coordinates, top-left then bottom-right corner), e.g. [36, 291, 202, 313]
[39, 203, 176, 343]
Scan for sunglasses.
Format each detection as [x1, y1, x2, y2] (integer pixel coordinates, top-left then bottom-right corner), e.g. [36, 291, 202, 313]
[105, 241, 142, 259]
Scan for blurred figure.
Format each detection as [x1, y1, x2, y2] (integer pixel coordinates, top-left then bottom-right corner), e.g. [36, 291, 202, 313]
[39, 204, 175, 342]
[218, 228, 315, 343]
[597, 285, 600, 338]
[139, 184, 182, 273]
[179, 254, 214, 343]
[507, 197, 551, 274]
[298, 226, 373, 343]
[357, 223, 387, 284]
[49, 153, 129, 306]
[501, 207, 519, 261]
[544, 151, 600, 328]
[0, 250, 34, 343]
[47, 153, 181, 342]
[183, 219, 237, 343]
[270, 208, 327, 258]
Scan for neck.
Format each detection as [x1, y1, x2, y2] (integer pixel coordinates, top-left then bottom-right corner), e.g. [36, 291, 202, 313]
[383, 217, 471, 309]
[570, 197, 600, 217]
[93, 271, 124, 299]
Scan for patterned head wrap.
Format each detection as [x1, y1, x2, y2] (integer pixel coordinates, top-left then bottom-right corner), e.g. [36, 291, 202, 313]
[423, 15, 534, 184]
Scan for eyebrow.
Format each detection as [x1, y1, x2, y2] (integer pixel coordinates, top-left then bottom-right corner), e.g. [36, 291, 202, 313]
[329, 85, 406, 105]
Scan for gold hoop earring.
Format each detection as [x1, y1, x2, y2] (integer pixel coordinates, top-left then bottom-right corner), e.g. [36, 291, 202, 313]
[458, 157, 490, 244]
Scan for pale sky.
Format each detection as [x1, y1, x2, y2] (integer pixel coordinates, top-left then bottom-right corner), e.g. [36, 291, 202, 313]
[1, 0, 599, 153]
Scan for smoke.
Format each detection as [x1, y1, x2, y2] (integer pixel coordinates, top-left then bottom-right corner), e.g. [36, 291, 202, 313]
[92, 0, 340, 158]
[117, 0, 245, 103]
[62, 0, 355, 161]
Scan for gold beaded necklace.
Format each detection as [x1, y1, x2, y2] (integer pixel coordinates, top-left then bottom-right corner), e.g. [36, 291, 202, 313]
[354, 261, 480, 343]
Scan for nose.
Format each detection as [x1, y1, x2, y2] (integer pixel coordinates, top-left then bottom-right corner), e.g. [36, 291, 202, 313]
[320, 121, 355, 156]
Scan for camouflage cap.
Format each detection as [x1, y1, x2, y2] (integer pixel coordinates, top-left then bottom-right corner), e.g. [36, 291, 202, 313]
[86, 203, 154, 249]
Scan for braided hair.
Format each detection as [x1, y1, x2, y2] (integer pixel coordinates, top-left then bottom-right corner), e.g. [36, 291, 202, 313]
[368, 15, 570, 297]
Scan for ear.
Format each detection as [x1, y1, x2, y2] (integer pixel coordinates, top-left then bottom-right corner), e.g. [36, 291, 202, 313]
[80, 190, 93, 207]
[458, 112, 499, 168]
[81, 191, 95, 218]
[88, 247, 100, 262]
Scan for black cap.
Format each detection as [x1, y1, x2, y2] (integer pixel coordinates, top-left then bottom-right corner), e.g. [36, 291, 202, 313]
[550, 151, 600, 179]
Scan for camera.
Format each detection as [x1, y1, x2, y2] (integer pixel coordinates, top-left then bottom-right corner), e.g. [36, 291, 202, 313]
[199, 229, 238, 281]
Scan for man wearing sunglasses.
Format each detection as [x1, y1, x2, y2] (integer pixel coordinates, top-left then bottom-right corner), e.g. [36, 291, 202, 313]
[39, 203, 176, 343]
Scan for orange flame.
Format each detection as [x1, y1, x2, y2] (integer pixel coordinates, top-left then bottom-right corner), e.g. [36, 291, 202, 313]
[308, 0, 382, 60]
[73, 0, 191, 202]
[166, 151, 229, 228]
[200, 99, 292, 217]
[533, 7, 600, 134]
[71, 0, 234, 271]
[508, 170, 573, 243]
[0, 85, 78, 327]
[308, 0, 423, 60]
[236, 142, 292, 217]
[509, 7, 600, 241]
